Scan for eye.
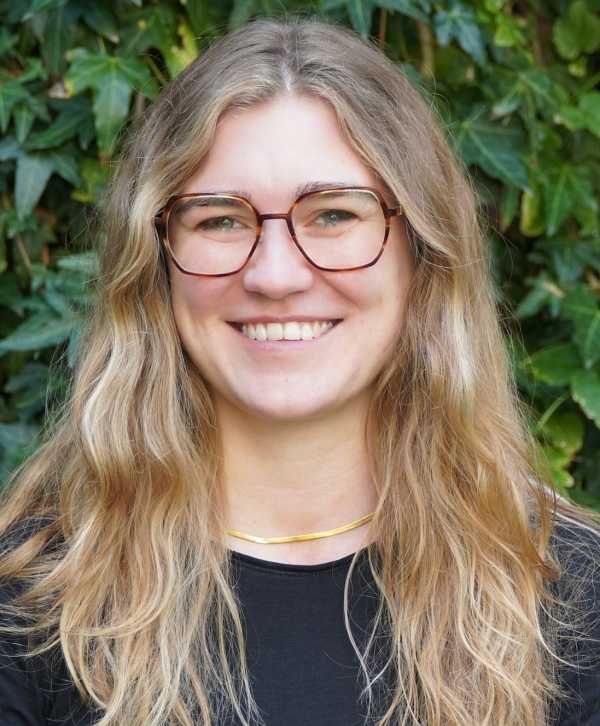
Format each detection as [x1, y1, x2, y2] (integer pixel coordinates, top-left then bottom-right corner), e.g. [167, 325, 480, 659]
[198, 216, 244, 231]
[314, 209, 357, 225]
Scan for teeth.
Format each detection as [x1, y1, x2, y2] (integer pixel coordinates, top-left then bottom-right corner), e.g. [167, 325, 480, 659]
[240, 321, 334, 341]
[255, 323, 267, 341]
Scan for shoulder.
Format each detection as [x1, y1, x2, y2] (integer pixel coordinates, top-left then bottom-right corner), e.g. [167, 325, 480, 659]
[549, 513, 600, 601]
[547, 513, 600, 725]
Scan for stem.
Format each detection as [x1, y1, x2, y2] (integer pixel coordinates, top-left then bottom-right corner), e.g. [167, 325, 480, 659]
[378, 9, 388, 51]
[538, 392, 569, 428]
[417, 20, 435, 77]
[2, 193, 31, 275]
[574, 70, 600, 101]
[144, 54, 168, 87]
[15, 235, 32, 274]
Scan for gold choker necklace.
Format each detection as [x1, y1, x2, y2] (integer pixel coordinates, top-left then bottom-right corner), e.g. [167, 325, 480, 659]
[227, 512, 374, 545]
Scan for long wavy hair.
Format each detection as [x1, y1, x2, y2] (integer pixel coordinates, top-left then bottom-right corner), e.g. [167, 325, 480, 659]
[0, 18, 592, 726]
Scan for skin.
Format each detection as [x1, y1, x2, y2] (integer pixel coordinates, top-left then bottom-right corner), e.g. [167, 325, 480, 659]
[170, 96, 413, 564]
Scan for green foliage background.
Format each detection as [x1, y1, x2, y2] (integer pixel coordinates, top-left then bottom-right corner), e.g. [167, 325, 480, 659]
[0, 0, 599, 506]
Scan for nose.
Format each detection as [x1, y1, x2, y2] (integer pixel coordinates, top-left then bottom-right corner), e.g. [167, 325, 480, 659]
[241, 218, 314, 299]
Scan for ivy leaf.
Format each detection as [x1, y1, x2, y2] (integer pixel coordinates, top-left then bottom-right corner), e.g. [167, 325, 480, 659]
[555, 92, 600, 138]
[21, 0, 69, 19]
[571, 369, 600, 427]
[92, 73, 131, 153]
[45, 149, 81, 186]
[119, 5, 177, 56]
[323, 0, 375, 37]
[80, 0, 119, 43]
[0, 135, 20, 162]
[375, 0, 430, 22]
[0, 310, 76, 353]
[542, 410, 585, 456]
[518, 271, 564, 319]
[553, 0, 600, 61]
[4, 362, 49, 419]
[493, 12, 526, 48]
[0, 79, 31, 133]
[0, 422, 40, 479]
[541, 163, 594, 237]
[433, 1, 486, 66]
[520, 185, 545, 237]
[526, 342, 581, 386]
[12, 102, 36, 144]
[26, 97, 92, 150]
[563, 285, 600, 369]
[456, 112, 529, 190]
[65, 52, 154, 153]
[540, 444, 574, 490]
[15, 152, 54, 219]
[39, 4, 78, 75]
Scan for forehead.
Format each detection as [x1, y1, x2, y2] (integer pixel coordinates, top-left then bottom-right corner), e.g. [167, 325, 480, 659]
[182, 96, 381, 205]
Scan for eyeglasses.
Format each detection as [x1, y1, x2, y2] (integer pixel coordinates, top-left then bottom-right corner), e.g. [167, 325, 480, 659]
[154, 186, 403, 277]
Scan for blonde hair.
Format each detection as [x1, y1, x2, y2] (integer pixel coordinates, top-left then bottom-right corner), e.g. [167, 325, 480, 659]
[0, 18, 593, 726]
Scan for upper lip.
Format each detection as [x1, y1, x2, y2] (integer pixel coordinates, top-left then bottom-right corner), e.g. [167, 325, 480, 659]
[229, 316, 340, 325]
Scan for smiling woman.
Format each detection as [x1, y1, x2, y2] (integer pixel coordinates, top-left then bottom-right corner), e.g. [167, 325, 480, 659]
[0, 18, 599, 726]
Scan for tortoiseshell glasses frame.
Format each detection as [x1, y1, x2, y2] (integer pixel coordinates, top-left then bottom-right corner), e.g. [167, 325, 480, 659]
[153, 186, 403, 277]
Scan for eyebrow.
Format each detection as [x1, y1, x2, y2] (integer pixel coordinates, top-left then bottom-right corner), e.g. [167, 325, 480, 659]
[173, 195, 249, 216]
[184, 182, 370, 207]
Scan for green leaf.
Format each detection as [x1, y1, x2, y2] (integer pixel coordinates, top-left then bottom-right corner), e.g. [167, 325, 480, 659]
[92, 72, 131, 153]
[541, 444, 574, 489]
[0, 422, 40, 472]
[0, 312, 75, 353]
[46, 149, 81, 186]
[0, 135, 21, 161]
[322, 0, 375, 37]
[119, 5, 177, 57]
[162, 21, 199, 77]
[542, 410, 585, 455]
[71, 157, 108, 203]
[433, 1, 486, 66]
[65, 53, 153, 153]
[553, 0, 600, 60]
[57, 251, 99, 277]
[0, 272, 24, 314]
[0, 79, 30, 133]
[40, 4, 78, 75]
[572, 369, 600, 427]
[555, 92, 600, 138]
[374, 0, 430, 22]
[22, 0, 68, 18]
[12, 102, 36, 144]
[4, 362, 49, 419]
[17, 57, 47, 84]
[519, 186, 545, 237]
[493, 12, 526, 48]
[541, 164, 593, 237]
[80, 0, 119, 43]
[26, 97, 92, 150]
[526, 342, 581, 386]
[15, 152, 54, 219]
[563, 285, 600, 368]
[456, 113, 529, 190]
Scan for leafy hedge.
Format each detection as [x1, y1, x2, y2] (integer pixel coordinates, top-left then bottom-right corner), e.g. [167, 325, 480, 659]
[0, 0, 599, 507]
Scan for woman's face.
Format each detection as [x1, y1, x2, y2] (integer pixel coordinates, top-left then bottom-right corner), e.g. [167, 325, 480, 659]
[169, 96, 413, 424]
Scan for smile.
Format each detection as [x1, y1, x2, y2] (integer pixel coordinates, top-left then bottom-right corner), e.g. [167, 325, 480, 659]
[238, 321, 336, 341]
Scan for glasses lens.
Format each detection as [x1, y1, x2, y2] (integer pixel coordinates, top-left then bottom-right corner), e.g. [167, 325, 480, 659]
[292, 190, 386, 270]
[166, 196, 257, 275]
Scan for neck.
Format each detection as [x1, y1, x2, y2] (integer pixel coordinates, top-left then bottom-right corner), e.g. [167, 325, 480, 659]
[217, 397, 377, 565]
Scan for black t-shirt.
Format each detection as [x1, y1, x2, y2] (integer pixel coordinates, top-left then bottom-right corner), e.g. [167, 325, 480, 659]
[0, 537, 599, 725]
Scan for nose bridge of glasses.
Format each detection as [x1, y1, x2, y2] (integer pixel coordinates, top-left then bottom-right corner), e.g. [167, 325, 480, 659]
[256, 211, 297, 242]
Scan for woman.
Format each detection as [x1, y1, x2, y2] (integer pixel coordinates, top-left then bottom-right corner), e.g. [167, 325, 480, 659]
[0, 18, 598, 726]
